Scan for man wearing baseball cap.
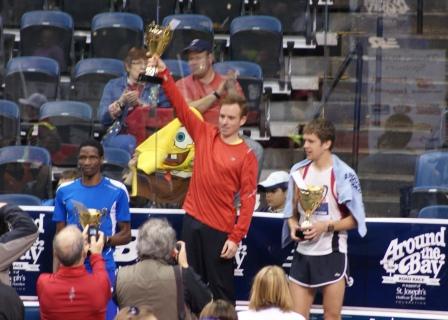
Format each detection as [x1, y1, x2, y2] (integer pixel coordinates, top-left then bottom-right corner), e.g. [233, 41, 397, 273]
[19, 93, 47, 121]
[176, 38, 244, 126]
[257, 171, 289, 213]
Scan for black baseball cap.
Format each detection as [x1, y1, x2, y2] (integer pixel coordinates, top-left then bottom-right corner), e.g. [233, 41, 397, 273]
[182, 39, 213, 53]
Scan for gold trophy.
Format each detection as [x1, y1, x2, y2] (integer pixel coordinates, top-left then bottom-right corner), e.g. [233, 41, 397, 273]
[297, 185, 328, 229]
[138, 21, 174, 84]
[73, 200, 106, 241]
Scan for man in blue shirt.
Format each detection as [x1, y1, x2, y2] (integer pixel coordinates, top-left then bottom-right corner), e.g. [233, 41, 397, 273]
[53, 139, 131, 320]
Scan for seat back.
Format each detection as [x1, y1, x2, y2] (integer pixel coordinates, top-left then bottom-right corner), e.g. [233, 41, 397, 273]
[36, 101, 93, 166]
[214, 61, 263, 125]
[125, 0, 177, 25]
[255, 0, 308, 34]
[60, 0, 111, 29]
[91, 12, 144, 60]
[191, 0, 243, 33]
[0, 100, 20, 147]
[0, 0, 45, 28]
[0, 145, 52, 199]
[70, 58, 126, 121]
[102, 147, 131, 181]
[20, 11, 74, 72]
[162, 14, 214, 59]
[414, 151, 448, 188]
[230, 15, 283, 79]
[165, 59, 190, 80]
[418, 205, 448, 219]
[4, 56, 60, 104]
[0, 193, 42, 205]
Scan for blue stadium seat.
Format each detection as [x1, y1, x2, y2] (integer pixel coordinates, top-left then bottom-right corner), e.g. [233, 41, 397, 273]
[418, 205, 448, 219]
[91, 12, 144, 60]
[191, 0, 243, 33]
[0, 193, 42, 206]
[36, 101, 93, 166]
[411, 151, 448, 213]
[162, 14, 214, 59]
[70, 58, 126, 121]
[60, 0, 111, 30]
[124, 0, 177, 25]
[103, 147, 131, 181]
[0, 100, 20, 147]
[4, 56, 60, 104]
[229, 15, 283, 79]
[0, 0, 45, 28]
[20, 10, 74, 72]
[165, 59, 190, 80]
[214, 61, 263, 126]
[0, 145, 52, 199]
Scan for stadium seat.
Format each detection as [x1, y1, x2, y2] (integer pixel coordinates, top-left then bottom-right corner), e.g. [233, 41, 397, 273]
[0, 100, 20, 147]
[418, 205, 448, 219]
[35, 101, 93, 167]
[214, 61, 263, 126]
[0, 193, 42, 206]
[20, 10, 74, 72]
[411, 151, 448, 213]
[70, 58, 126, 121]
[0, 0, 45, 28]
[190, 0, 243, 33]
[124, 0, 177, 25]
[4, 56, 60, 104]
[102, 147, 131, 181]
[165, 59, 190, 80]
[0, 17, 5, 85]
[0, 145, 52, 199]
[162, 14, 214, 59]
[59, 0, 111, 30]
[229, 15, 283, 79]
[91, 12, 144, 60]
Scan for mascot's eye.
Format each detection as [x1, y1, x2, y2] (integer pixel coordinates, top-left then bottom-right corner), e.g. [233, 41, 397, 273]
[174, 127, 193, 149]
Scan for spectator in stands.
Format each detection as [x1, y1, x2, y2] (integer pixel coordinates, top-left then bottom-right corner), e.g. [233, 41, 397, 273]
[199, 300, 237, 320]
[176, 39, 244, 127]
[41, 168, 79, 206]
[149, 55, 258, 302]
[52, 139, 131, 320]
[37, 225, 111, 319]
[0, 202, 38, 285]
[114, 218, 211, 320]
[99, 47, 171, 148]
[115, 306, 158, 320]
[18, 92, 47, 122]
[256, 171, 289, 213]
[238, 265, 304, 320]
[283, 118, 366, 320]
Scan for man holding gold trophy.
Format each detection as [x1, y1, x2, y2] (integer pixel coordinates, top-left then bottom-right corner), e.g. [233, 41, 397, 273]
[282, 118, 367, 320]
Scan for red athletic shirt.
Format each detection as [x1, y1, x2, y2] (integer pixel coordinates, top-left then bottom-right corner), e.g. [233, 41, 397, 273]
[37, 254, 111, 320]
[162, 69, 258, 243]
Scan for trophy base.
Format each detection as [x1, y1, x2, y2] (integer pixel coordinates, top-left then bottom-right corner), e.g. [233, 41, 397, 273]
[138, 73, 163, 84]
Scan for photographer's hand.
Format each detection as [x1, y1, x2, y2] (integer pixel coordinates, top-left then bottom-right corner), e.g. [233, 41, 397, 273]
[90, 230, 105, 255]
[176, 241, 189, 268]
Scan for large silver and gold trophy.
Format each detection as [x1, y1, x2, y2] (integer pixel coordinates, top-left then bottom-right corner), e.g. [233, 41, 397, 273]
[297, 185, 328, 229]
[138, 22, 174, 84]
[73, 200, 106, 241]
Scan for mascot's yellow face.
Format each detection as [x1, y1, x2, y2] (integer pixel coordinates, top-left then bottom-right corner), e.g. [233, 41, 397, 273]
[161, 126, 194, 170]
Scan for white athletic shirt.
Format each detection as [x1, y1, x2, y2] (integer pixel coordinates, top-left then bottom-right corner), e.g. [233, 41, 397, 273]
[238, 307, 305, 320]
[296, 163, 348, 255]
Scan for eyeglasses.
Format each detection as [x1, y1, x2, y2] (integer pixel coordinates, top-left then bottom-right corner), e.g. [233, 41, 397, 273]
[128, 306, 140, 315]
[131, 60, 146, 66]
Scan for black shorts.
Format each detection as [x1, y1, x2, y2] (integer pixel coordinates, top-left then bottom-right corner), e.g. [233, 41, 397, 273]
[289, 251, 352, 288]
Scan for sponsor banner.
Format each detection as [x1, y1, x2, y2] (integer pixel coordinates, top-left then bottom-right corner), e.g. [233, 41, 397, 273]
[12, 209, 448, 314]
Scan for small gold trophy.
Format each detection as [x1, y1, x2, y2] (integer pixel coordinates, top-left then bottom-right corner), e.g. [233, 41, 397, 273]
[297, 185, 328, 229]
[73, 200, 106, 241]
[138, 21, 174, 83]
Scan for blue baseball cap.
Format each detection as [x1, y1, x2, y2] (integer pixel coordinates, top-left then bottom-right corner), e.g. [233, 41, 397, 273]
[182, 39, 213, 53]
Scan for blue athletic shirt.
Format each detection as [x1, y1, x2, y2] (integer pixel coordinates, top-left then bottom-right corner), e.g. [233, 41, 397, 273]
[53, 177, 131, 272]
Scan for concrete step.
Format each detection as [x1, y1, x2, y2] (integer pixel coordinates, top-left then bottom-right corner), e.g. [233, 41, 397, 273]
[364, 195, 401, 217]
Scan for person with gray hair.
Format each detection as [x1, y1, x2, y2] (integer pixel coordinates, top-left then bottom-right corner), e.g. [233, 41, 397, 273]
[115, 218, 212, 320]
[37, 225, 111, 319]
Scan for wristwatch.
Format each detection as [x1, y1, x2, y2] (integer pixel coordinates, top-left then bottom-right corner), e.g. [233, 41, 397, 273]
[327, 221, 335, 233]
[212, 91, 221, 99]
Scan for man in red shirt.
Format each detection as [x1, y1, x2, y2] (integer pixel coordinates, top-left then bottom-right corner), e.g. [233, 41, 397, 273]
[150, 55, 258, 302]
[176, 39, 244, 126]
[37, 226, 111, 320]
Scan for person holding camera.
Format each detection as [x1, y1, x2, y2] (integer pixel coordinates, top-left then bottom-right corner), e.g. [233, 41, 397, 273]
[37, 225, 111, 319]
[114, 218, 212, 320]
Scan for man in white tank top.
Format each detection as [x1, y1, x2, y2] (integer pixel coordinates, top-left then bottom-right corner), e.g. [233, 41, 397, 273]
[285, 118, 365, 320]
